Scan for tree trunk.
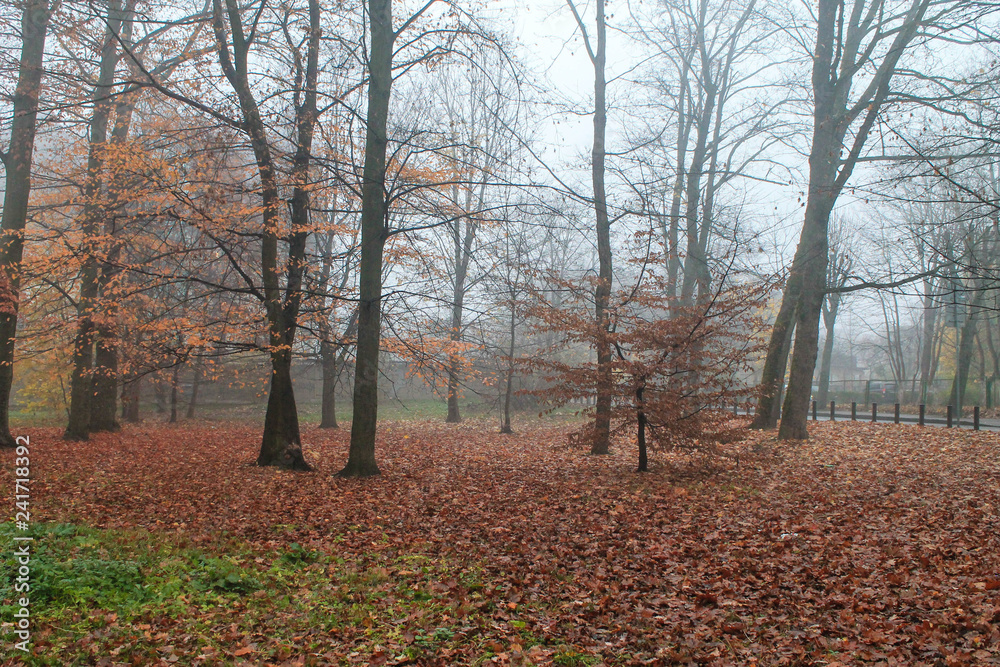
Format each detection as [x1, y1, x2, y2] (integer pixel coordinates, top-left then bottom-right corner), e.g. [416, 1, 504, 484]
[341, 0, 393, 477]
[155, 375, 167, 414]
[665, 70, 691, 299]
[321, 309, 358, 429]
[319, 338, 339, 428]
[769, 0, 931, 440]
[0, 0, 52, 447]
[210, 0, 318, 470]
[258, 349, 308, 469]
[816, 295, 839, 406]
[636, 383, 647, 472]
[950, 291, 983, 417]
[750, 282, 798, 429]
[778, 189, 836, 439]
[90, 33, 137, 435]
[65, 0, 126, 441]
[186, 357, 202, 419]
[500, 303, 516, 434]
[90, 324, 121, 431]
[121, 376, 140, 423]
[919, 279, 937, 403]
[169, 363, 179, 424]
[446, 251, 467, 423]
[679, 55, 717, 306]
[568, 0, 613, 455]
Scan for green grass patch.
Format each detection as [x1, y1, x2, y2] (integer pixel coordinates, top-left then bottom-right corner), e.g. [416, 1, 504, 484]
[0, 522, 522, 665]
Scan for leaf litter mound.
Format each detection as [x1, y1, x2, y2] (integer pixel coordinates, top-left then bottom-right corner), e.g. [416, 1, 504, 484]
[7, 419, 1000, 666]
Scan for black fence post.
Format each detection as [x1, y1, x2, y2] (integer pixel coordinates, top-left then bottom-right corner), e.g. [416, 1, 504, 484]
[872, 403, 877, 423]
[947, 405, 953, 428]
[830, 401, 836, 422]
[733, 400, 738, 416]
[919, 404, 925, 426]
[812, 400, 817, 421]
[974, 406, 980, 431]
[851, 401, 857, 421]
[894, 403, 900, 424]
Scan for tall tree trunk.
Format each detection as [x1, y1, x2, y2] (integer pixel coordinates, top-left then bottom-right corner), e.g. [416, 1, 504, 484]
[91, 25, 138, 435]
[169, 363, 179, 424]
[341, 0, 393, 477]
[121, 375, 140, 423]
[320, 309, 358, 429]
[750, 281, 798, 429]
[816, 294, 839, 406]
[764, 0, 930, 440]
[567, 0, 612, 455]
[778, 189, 836, 440]
[500, 302, 516, 434]
[66, 0, 126, 441]
[155, 375, 167, 414]
[0, 0, 52, 446]
[445, 315, 464, 422]
[636, 383, 647, 472]
[950, 290, 983, 417]
[446, 231, 470, 423]
[319, 338, 339, 428]
[919, 279, 937, 403]
[665, 70, 691, 299]
[258, 349, 305, 466]
[210, 0, 317, 470]
[91, 327, 121, 431]
[679, 50, 717, 306]
[186, 356, 202, 419]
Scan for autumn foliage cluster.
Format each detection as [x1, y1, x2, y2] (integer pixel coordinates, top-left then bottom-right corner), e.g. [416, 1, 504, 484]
[528, 256, 770, 467]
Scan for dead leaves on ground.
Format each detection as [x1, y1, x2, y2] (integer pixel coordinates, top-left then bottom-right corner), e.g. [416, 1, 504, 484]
[4, 419, 1000, 665]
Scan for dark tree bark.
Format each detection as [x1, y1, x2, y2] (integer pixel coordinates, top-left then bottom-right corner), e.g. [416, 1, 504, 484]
[169, 362, 180, 424]
[65, 0, 128, 441]
[756, 0, 933, 439]
[636, 383, 647, 472]
[341, 0, 394, 477]
[749, 282, 797, 429]
[0, 0, 53, 447]
[186, 357, 202, 419]
[567, 0, 612, 455]
[210, 0, 319, 469]
[154, 375, 167, 414]
[90, 16, 139, 435]
[91, 327, 121, 431]
[121, 376, 140, 423]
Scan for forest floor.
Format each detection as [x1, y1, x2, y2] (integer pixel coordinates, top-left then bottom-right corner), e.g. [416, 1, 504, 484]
[1, 418, 999, 666]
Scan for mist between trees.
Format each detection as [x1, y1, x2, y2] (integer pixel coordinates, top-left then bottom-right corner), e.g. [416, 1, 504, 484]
[1, 0, 999, 472]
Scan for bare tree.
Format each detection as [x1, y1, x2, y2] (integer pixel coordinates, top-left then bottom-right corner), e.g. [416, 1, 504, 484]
[0, 0, 55, 447]
[816, 218, 852, 407]
[753, 0, 984, 438]
[566, 0, 613, 455]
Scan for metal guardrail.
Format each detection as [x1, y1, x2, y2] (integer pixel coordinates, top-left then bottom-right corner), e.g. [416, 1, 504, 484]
[730, 400, 1000, 431]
